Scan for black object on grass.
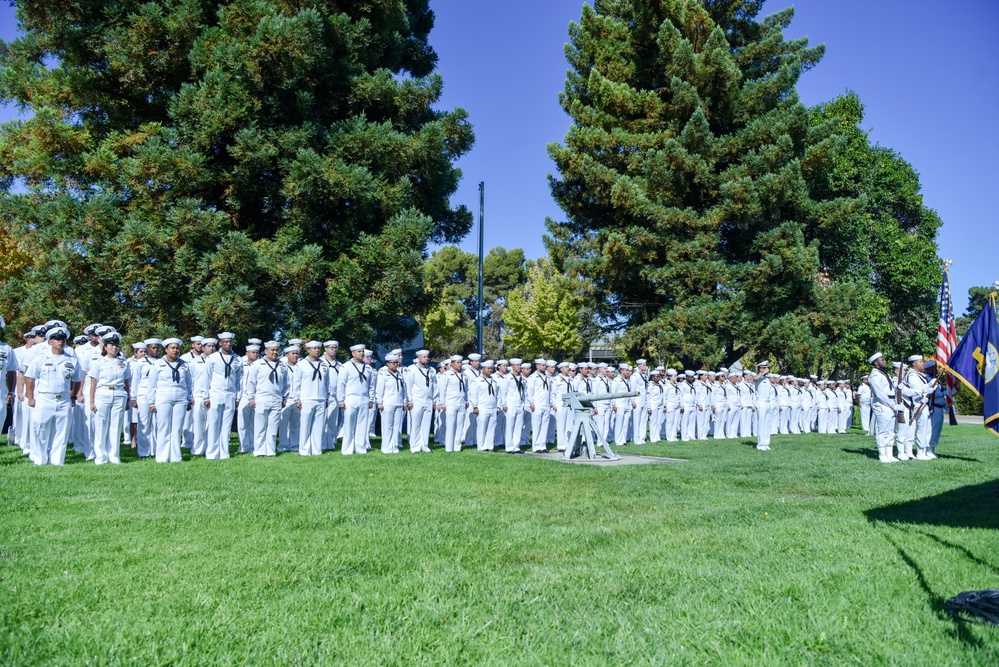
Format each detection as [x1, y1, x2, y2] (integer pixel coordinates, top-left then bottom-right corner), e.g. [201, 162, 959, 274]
[945, 590, 999, 625]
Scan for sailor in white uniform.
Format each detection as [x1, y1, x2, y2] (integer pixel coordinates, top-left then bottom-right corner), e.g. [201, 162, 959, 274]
[148, 338, 194, 463]
[404, 349, 435, 453]
[293, 341, 330, 456]
[338, 344, 374, 455]
[204, 332, 242, 460]
[236, 344, 259, 453]
[24, 326, 84, 465]
[470, 360, 500, 451]
[376, 353, 407, 453]
[321, 340, 342, 451]
[246, 341, 288, 457]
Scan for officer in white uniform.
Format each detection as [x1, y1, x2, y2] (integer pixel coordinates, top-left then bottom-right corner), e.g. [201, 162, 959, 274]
[753, 363, 774, 450]
[88, 332, 131, 465]
[246, 341, 288, 457]
[404, 349, 435, 453]
[204, 332, 242, 460]
[24, 326, 84, 465]
[149, 338, 193, 463]
[293, 341, 330, 456]
[338, 344, 374, 455]
[236, 344, 259, 453]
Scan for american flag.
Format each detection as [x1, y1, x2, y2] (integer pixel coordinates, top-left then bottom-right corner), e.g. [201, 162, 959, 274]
[935, 266, 959, 405]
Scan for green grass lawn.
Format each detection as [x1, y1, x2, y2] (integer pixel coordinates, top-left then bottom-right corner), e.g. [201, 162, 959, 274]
[1, 425, 997, 666]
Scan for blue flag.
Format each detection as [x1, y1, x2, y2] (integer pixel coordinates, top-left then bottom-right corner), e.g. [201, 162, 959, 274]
[943, 296, 999, 436]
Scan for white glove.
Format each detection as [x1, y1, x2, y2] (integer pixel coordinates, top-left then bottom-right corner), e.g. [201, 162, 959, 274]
[893, 404, 905, 411]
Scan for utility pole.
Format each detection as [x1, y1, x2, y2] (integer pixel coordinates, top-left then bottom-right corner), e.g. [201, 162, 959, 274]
[477, 181, 485, 355]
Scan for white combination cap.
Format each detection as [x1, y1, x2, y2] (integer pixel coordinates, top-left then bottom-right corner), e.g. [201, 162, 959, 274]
[755, 361, 769, 368]
[162, 337, 182, 347]
[868, 353, 883, 364]
[101, 332, 121, 343]
[84, 323, 101, 335]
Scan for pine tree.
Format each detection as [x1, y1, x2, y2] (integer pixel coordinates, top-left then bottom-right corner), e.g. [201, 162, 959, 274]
[0, 0, 472, 344]
[546, 0, 868, 370]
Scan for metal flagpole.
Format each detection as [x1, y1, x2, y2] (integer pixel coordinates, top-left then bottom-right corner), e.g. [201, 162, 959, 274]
[477, 181, 484, 356]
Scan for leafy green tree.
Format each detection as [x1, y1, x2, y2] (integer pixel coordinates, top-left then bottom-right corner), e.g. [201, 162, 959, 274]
[504, 258, 585, 359]
[418, 245, 527, 356]
[546, 1, 940, 375]
[956, 286, 996, 336]
[0, 0, 472, 345]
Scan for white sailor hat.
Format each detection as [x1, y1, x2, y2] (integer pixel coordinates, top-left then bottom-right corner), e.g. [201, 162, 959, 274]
[101, 331, 121, 344]
[72, 335, 88, 345]
[202, 337, 218, 346]
[557, 361, 570, 369]
[868, 353, 883, 364]
[84, 323, 102, 335]
[619, 363, 632, 370]
[891, 361, 902, 369]
[416, 349, 430, 357]
[289, 338, 303, 346]
[95, 325, 114, 337]
[860, 374, 869, 379]
[450, 355, 463, 362]
[666, 369, 677, 376]
[650, 369, 661, 376]
[481, 360, 495, 368]
[246, 345, 260, 352]
[597, 363, 608, 369]
[324, 340, 339, 348]
[569, 363, 578, 370]
[546, 359, 556, 367]
[468, 353, 481, 361]
[636, 359, 647, 365]
[264, 341, 280, 349]
[248, 338, 262, 345]
[305, 340, 321, 349]
[438, 361, 449, 368]
[385, 353, 400, 362]
[755, 361, 769, 368]
[742, 370, 754, 376]
[389, 348, 402, 356]
[284, 345, 300, 353]
[707, 371, 716, 377]
[190, 336, 204, 343]
[534, 358, 546, 365]
[144, 338, 162, 346]
[810, 374, 818, 379]
[509, 358, 523, 365]
[719, 367, 728, 373]
[363, 349, 373, 356]
[349, 344, 365, 352]
[684, 370, 695, 376]
[908, 354, 923, 363]
[767, 373, 778, 379]
[218, 332, 235, 340]
[697, 369, 707, 374]
[606, 366, 615, 372]
[497, 359, 509, 365]
[162, 337, 183, 347]
[132, 342, 147, 350]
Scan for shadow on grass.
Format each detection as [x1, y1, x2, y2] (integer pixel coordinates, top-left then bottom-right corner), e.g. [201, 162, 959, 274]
[842, 447, 879, 461]
[864, 480, 999, 530]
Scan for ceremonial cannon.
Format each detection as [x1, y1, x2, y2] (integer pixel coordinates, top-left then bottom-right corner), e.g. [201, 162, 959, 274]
[560, 391, 640, 461]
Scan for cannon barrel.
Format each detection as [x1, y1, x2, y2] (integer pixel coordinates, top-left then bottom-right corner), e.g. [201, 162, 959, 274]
[562, 391, 639, 409]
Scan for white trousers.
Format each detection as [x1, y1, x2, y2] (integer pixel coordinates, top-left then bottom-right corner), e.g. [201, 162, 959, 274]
[816, 409, 828, 434]
[464, 406, 477, 447]
[554, 407, 570, 451]
[680, 408, 695, 441]
[649, 407, 664, 443]
[789, 406, 801, 434]
[253, 396, 282, 456]
[494, 410, 506, 447]
[860, 401, 871, 433]
[756, 408, 773, 448]
[299, 400, 326, 456]
[873, 406, 896, 460]
[279, 402, 300, 452]
[379, 405, 404, 453]
[664, 407, 679, 442]
[237, 399, 254, 453]
[206, 393, 235, 460]
[633, 405, 649, 445]
[32, 396, 71, 466]
[93, 391, 127, 465]
[190, 398, 209, 455]
[341, 397, 369, 455]
[154, 398, 187, 463]
[443, 402, 466, 452]
[740, 408, 754, 438]
[837, 407, 849, 434]
[476, 408, 497, 451]
[323, 404, 342, 450]
[696, 407, 710, 440]
[408, 401, 433, 452]
[531, 407, 551, 451]
[504, 406, 525, 451]
[614, 407, 632, 445]
[136, 397, 155, 457]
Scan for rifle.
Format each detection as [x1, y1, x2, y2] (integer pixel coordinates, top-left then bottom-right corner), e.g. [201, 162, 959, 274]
[909, 378, 938, 424]
[895, 356, 906, 425]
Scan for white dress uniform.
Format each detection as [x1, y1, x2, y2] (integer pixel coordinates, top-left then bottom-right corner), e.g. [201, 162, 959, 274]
[647, 378, 664, 443]
[901, 367, 934, 460]
[75, 342, 103, 458]
[338, 358, 374, 455]
[612, 373, 635, 446]
[294, 355, 330, 456]
[134, 354, 158, 457]
[26, 345, 84, 465]
[187, 354, 210, 455]
[322, 353, 342, 450]
[776, 383, 790, 434]
[552, 371, 574, 451]
[89, 353, 131, 464]
[12, 340, 33, 454]
[754, 374, 775, 450]
[857, 383, 872, 434]
[527, 368, 552, 452]
[493, 367, 508, 448]
[663, 377, 681, 442]
[149, 354, 193, 463]
[440, 367, 467, 453]
[632, 371, 650, 445]
[405, 361, 436, 453]
[738, 378, 755, 438]
[815, 384, 829, 434]
[0, 342, 17, 448]
[868, 357, 899, 462]
[823, 386, 838, 434]
[692, 377, 709, 440]
[788, 383, 803, 434]
[462, 361, 481, 447]
[712, 380, 728, 439]
[679, 377, 695, 441]
[376, 365, 407, 453]
[836, 386, 850, 434]
[279, 358, 301, 452]
[725, 378, 741, 440]
[799, 382, 813, 433]
[204, 348, 242, 459]
[246, 356, 288, 456]
[594, 372, 614, 442]
[236, 354, 256, 453]
[470, 372, 500, 451]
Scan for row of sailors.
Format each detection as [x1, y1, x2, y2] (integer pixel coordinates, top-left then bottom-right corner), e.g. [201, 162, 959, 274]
[1, 319, 865, 466]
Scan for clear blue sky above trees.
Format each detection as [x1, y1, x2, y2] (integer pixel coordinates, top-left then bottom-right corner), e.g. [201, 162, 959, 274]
[2, 0, 995, 309]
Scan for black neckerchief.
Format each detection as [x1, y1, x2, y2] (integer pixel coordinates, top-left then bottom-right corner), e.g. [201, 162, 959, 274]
[165, 359, 181, 383]
[622, 377, 631, 392]
[264, 360, 279, 384]
[389, 369, 403, 392]
[484, 376, 495, 395]
[416, 364, 431, 387]
[601, 378, 610, 391]
[541, 374, 549, 391]
[514, 375, 524, 394]
[457, 372, 465, 393]
[352, 360, 367, 382]
[584, 377, 592, 392]
[307, 360, 322, 381]
[221, 352, 235, 378]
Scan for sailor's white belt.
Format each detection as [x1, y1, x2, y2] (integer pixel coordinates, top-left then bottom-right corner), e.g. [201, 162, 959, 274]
[37, 392, 67, 399]
[101, 386, 127, 391]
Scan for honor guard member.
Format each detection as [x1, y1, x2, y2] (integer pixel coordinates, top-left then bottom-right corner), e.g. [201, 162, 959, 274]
[321, 341, 342, 451]
[439, 355, 468, 453]
[0, 318, 18, 449]
[204, 332, 242, 460]
[88, 332, 131, 465]
[236, 344, 259, 453]
[404, 349, 435, 453]
[338, 344, 373, 455]
[148, 338, 194, 463]
[752, 363, 774, 450]
[24, 326, 84, 465]
[551, 362, 574, 451]
[857, 376, 872, 434]
[187, 337, 213, 454]
[902, 355, 936, 461]
[924, 360, 944, 458]
[868, 353, 902, 462]
[180, 336, 203, 448]
[470, 360, 500, 451]
[527, 358, 552, 452]
[376, 353, 407, 453]
[278, 344, 301, 452]
[133, 339, 160, 457]
[293, 341, 330, 456]
[245, 341, 288, 456]
[612, 364, 635, 446]
[499, 359, 526, 452]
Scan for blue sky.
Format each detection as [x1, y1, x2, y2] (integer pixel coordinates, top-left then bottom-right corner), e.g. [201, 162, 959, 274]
[2, 1, 996, 314]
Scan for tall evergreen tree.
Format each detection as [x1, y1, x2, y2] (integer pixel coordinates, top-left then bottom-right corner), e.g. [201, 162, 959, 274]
[0, 0, 473, 344]
[546, 0, 874, 370]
